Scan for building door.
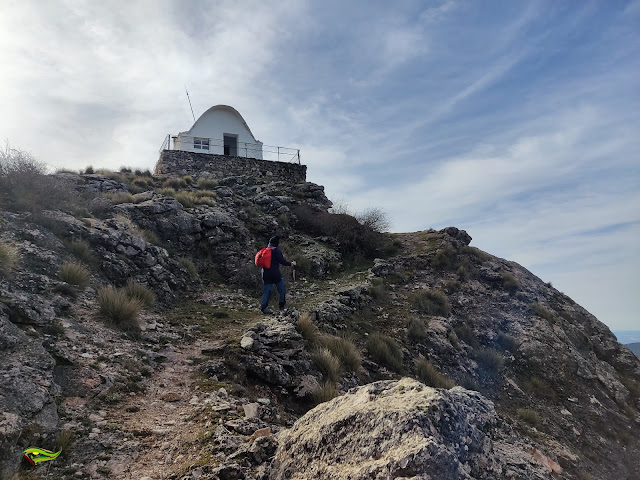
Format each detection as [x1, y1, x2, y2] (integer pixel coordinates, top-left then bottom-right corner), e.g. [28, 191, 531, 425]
[224, 135, 237, 156]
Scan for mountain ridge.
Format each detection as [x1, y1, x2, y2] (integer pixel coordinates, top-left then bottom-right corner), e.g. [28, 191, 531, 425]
[0, 164, 638, 479]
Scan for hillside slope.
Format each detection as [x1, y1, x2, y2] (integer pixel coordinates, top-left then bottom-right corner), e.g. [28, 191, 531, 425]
[0, 167, 638, 480]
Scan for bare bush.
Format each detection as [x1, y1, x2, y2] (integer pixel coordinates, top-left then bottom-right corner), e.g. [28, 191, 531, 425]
[0, 144, 79, 212]
[355, 207, 391, 232]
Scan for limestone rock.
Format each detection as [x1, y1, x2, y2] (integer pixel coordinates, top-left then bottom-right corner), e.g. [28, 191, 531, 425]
[270, 378, 549, 480]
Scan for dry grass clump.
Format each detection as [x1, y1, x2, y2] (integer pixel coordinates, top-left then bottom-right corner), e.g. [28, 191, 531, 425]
[97, 286, 143, 331]
[516, 408, 541, 427]
[411, 289, 451, 316]
[415, 356, 454, 389]
[367, 332, 403, 372]
[68, 239, 96, 264]
[59, 261, 91, 288]
[312, 381, 339, 404]
[407, 318, 429, 342]
[162, 177, 188, 189]
[0, 241, 19, 274]
[178, 257, 198, 278]
[123, 280, 156, 306]
[297, 313, 320, 343]
[141, 229, 160, 245]
[320, 334, 361, 372]
[312, 347, 341, 382]
[197, 177, 219, 189]
[104, 192, 135, 204]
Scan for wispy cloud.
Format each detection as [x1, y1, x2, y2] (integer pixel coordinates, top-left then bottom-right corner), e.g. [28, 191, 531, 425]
[0, 0, 638, 329]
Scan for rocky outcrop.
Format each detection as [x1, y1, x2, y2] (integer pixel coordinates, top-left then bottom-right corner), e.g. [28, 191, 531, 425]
[270, 378, 551, 480]
[0, 314, 58, 479]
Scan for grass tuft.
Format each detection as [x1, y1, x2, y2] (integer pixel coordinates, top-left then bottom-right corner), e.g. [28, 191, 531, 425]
[474, 347, 504, 373]
[178, 257, 198, 278]
[297, 312, 319, 343]
[320, 334, 361, 372]
[407, 317, 429, 342]
[454, 324, 479, 348]
[123, 280, 156, 306]
[516, 408, 541, 427]
[501, 271, 520, 293]
[367, 332, 403, 372]
[59, 261, 91, 288]
[0, 241, 19, 274]
[68, 239, 96, 264]
[415, 356, 454, 389]
[97, 286, 142, 331]
[312, 348, 341, 382]
[411, 289, 451, 316]
[196, 177, 219, 189]
[312, 381, 339, 404]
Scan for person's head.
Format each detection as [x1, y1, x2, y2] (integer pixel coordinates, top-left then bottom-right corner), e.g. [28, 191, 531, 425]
[269, 235, 280, 247]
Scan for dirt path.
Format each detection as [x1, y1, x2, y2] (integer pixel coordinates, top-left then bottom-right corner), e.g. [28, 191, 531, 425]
[104, 338, 212, 480]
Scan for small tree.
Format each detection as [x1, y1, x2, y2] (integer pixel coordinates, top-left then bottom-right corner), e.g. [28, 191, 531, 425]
[355, 207, 391, 233]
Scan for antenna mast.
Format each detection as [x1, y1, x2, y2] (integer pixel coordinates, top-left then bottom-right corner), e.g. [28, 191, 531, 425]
[185, 85, 196, 122]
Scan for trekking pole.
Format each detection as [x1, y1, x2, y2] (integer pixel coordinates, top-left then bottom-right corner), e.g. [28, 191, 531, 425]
[292, 265, 296, 305]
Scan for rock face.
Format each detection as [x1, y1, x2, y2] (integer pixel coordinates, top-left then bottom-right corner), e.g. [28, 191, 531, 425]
[270, 378, 549, 480]
[0, 314, 58, 478]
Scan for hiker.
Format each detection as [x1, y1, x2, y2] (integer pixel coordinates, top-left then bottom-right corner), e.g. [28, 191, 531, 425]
[259, 235, 296, 314]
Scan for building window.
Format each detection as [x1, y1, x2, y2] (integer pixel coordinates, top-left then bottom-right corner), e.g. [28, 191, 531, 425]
[194, 137, 209, 150]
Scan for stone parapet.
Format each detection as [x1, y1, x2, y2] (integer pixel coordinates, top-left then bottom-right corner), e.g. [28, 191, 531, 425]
[155, 150, 306, 183]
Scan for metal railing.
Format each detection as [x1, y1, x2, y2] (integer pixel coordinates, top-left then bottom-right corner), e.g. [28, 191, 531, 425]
[159, 134, 301, 164]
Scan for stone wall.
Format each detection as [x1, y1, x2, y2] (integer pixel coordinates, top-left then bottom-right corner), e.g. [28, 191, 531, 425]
[155, 150, 306, 183]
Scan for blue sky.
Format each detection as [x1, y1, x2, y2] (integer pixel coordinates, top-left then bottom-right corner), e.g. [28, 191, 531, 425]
[1, 0, 638, 331]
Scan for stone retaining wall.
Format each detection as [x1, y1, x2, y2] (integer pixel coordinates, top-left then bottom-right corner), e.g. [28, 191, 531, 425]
[155, 150, 307, 183]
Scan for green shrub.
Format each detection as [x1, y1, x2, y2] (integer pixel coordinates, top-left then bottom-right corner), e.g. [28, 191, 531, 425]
[516, 408, 541, 427]
[157, 187, 176, 197]
[59, 262, 91, 288]
[531, 303, 555, 322]
[0, 241, 19, 274]
[312, 381, 339, 404]
[367, 333, 403, 372]
[320, 335, 361, 372]
[497, 332, 518, 352]
[460, 375, 480, 391]
[68, 239, 96, 264]
[454, 324, 478, 348]
[369, 277, 389, 302]
[415, 356, 454, 389]
[521, 376, 558, 402]
[312, 348, 341, 381]
[197, 177, 218, 189]
[297, 313, 319, 343]
[97, 286, 142, 331]
[178, 257, 198, 278]
[474, 348, 504, 373]
[411, 289, 451, 316]
[460, 246, 490, 262]
[431, 246, 456, 269]
[501, 271, 520, 294]
[123, 280, 156, 306]
[456, 265, 469, 281]
[407, 318, 429, 342]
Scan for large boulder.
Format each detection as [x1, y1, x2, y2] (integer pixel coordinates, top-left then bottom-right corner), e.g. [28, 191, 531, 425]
[270, 378, 550, 480]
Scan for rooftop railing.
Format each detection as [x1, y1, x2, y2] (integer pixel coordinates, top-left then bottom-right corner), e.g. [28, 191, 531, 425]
[159, 134, 301, 164]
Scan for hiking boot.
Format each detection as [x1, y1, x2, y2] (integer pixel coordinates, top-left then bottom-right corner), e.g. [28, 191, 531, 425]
[261, 307, 274, 315]
[279, 303, 286, 311]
